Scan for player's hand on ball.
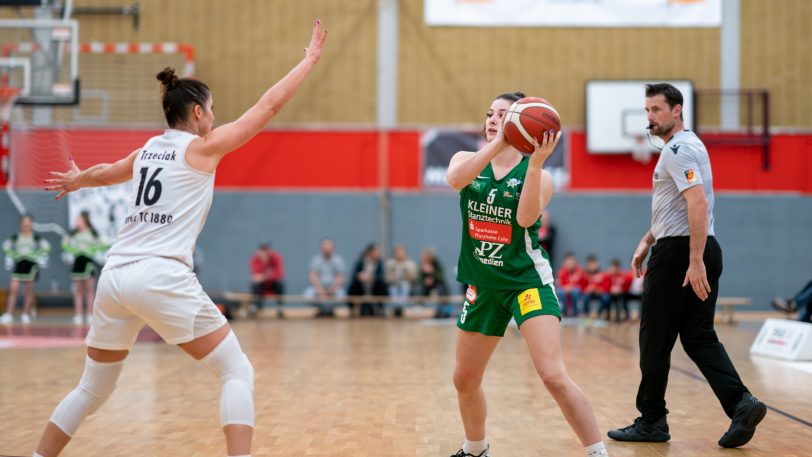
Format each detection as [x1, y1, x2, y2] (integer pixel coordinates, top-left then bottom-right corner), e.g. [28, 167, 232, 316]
[529, 130, 561, 167]
[304, 19, 328, 63]
[44, 157, 81, 200]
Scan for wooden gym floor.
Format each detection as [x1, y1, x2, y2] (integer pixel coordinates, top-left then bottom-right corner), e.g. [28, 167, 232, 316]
[1, 315, 810, 457]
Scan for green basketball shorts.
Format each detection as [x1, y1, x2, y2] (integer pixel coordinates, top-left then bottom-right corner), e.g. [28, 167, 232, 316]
[457, 283, 561, 337]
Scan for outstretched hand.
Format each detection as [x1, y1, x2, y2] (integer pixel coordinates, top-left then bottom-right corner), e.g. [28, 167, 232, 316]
[304, 19, 328, 63]
[44, 157, 81, 200]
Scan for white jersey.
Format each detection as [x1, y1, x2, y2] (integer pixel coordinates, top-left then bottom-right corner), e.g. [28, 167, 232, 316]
[104, 129, 214, 271]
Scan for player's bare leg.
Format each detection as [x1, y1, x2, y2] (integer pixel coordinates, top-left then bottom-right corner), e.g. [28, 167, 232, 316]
[453, 329, 500, 454]
[521, 315, 607, 455]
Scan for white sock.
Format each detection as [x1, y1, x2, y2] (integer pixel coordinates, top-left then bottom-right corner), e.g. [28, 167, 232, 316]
[33, 453, 45, 457]
[463, 438, 488, 456]
[227, 455, 250, 457]
[585, 441, 608, 456]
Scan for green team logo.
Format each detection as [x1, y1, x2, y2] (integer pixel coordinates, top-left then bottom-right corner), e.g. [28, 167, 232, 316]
[468, 180, 482, 191]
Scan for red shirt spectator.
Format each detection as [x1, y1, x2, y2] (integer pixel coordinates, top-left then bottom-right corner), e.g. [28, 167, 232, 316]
[583, 256, 611, 294]
[250, 243, 285, 299]
[605, 260, 632, 295]
[557, 254, 585, 292]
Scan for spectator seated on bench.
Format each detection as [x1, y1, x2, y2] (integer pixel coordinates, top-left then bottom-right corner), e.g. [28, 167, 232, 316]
[348, 243, 387, 317]
[304, 238, 346, 317]
[771, 279, 812, 324]
[385, 244, 418, 317]
[249, 242, 285, 315]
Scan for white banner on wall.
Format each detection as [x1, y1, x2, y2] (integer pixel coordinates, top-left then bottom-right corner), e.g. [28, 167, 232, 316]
[67, 182, 132, 245]
[425, 0, 722, 28]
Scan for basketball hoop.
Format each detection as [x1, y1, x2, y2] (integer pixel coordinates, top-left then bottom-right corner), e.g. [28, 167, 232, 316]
[1, 86, 21, 180]
[631, 133, 654, 164]
[1, 86, 21, 123]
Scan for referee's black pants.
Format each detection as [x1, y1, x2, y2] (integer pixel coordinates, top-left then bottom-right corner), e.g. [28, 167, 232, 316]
[636, 236, 749, 422]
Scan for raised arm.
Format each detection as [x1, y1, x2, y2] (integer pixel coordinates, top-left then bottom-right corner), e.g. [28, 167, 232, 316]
[45, 151, 139, 200]
[516, 131, 560, 227]
[193, 20, 327, 160]
[447, 131, 512, 191]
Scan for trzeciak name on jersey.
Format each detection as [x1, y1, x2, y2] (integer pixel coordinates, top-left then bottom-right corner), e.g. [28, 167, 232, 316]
[141, 150, 177, 161]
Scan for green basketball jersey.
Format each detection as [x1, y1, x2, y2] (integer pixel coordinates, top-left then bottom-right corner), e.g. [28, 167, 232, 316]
[456, 157, 554, 289]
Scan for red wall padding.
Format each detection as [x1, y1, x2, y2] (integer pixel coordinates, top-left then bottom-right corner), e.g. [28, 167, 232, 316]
[568, 131, 812, 194]
[6, 128, 810, 193]
[215, 131, 420, 189]
[7, 129, 421, 190]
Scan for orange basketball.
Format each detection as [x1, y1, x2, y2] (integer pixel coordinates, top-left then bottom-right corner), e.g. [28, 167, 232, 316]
[503, 97, 561, 153]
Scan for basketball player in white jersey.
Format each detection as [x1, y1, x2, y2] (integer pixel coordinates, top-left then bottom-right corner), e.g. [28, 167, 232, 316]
[37, 20, 327, 457]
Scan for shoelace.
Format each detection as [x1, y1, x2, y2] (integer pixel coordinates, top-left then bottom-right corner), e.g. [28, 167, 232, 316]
[618, 417, 645, 432]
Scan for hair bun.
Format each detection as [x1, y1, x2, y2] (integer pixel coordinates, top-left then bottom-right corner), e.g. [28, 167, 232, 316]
[157, 67, 180, 92]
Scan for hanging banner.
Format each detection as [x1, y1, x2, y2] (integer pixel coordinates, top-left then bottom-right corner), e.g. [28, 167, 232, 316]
[425, 0, 722, 28]
[67, 182, 132, 244]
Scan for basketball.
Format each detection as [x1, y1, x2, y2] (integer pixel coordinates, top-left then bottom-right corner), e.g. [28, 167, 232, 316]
[503, 97, 561, 153]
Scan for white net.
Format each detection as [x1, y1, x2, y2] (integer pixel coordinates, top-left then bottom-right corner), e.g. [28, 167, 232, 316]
[6, 44, 193, 236]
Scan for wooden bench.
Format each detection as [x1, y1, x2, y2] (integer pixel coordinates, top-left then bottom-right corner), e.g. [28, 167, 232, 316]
[716, 297, 752, 324]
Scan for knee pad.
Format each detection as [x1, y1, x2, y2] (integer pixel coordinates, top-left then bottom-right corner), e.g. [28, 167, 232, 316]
[200, 331, 254, 427]
[50, 356, 123, 437]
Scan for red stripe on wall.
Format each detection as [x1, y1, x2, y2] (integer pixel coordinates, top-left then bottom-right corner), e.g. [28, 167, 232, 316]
[568, 131, 812, 194]
[6, 127, 810, 193]
[8, 129, 421, 190]
[215, 131, 420, 189]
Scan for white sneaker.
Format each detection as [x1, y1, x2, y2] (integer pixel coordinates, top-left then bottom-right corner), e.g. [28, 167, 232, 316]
[73, 314, 83, 325]
[20, 313, 32, 325]
[0, 313, 12, 325]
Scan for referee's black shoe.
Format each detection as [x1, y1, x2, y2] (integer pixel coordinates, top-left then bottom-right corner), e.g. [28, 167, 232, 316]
[718, 392, 767, 448]
[607, 416, 670, 442]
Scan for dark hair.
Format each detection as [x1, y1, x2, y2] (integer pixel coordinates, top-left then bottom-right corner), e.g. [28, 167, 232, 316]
[481, 91, 526, 139]
[362, 243, 378, 257]
[73, 210, 98, 238]
[496, 91, 526, 103]
[645, 83, 683, 119]
[610, 258, 621, 267]
[586, 254, 598, 263]
[157, 67, 211, 128]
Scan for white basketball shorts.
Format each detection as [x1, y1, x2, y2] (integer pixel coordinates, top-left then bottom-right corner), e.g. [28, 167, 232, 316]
[86, 256, 227, 350]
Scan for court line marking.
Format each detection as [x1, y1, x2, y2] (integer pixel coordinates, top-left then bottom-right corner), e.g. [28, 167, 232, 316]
[595, 333, 812, 429]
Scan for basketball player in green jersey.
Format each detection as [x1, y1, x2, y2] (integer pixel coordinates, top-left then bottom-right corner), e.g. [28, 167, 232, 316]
[446, 92, 608, 457]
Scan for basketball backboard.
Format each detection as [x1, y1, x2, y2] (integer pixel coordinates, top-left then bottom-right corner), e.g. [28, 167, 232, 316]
[585, 80, 694, 153]
[0, 18, 79, 105]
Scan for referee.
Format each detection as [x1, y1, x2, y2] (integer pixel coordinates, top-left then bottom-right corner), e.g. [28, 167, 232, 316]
[608, 83, 766, 448]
